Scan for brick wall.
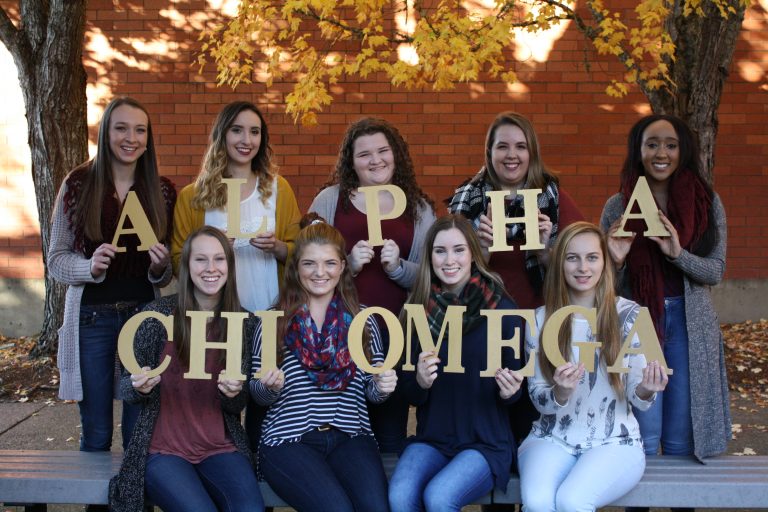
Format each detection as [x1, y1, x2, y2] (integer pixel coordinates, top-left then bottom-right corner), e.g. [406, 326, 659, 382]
[1, 0, 766, 280]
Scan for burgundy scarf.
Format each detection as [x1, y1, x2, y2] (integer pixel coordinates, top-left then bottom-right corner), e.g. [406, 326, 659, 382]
[623, 168, 711, 342]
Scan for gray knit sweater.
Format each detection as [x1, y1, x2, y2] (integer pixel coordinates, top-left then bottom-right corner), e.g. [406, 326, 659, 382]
[108, 295, 256, 512]
[308, 184, 436, 288]
[48, 176, 173, 401]
[600, 192, 731, 460]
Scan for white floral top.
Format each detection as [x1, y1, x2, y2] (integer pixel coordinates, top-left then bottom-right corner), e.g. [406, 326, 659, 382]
[525, 297, 655, 455]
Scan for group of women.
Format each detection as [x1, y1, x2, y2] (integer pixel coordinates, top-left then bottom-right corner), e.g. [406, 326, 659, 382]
[49, 95, 729, 512]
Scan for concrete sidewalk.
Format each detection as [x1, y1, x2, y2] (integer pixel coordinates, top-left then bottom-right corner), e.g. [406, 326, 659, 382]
[1, 396, 767, 511]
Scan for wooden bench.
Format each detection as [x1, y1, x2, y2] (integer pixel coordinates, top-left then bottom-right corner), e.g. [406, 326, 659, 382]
[1, 450, 767, 509]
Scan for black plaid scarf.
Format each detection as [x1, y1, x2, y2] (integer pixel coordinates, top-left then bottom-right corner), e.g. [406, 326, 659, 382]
[447, 168, 561, 293]
[425, 270, 504, 339]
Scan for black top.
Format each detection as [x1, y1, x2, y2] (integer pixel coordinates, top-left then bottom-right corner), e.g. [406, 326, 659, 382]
[400, 296, 523, 489]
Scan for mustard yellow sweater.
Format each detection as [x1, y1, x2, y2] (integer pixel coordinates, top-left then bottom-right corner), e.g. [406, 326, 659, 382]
[171, 175, 301, 287]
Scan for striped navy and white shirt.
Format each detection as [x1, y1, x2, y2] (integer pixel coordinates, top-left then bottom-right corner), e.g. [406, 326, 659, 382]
[249, 311, 388, 447]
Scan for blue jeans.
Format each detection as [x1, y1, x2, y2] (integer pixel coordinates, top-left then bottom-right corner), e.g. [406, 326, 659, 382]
[145, 452, 264, 512]
[78, 303, 143, 451]
[633, 296, 694, 456]
[389, 442, 494, 512]
[260, 428, 389, 512]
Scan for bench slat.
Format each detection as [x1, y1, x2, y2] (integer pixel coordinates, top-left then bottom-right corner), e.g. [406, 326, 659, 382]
[2, 450, 767, 508]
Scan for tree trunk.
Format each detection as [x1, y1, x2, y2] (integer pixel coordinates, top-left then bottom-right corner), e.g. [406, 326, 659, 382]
[0, 1, 89, 357]
[647, 0, 747, 185]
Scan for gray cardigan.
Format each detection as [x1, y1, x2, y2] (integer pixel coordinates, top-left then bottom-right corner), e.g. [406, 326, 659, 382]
[309, 184, 436, 289]
[600, 192, 731, 460]
[48, 178, 172, 401]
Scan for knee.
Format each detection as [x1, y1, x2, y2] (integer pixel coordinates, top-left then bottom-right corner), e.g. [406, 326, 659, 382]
[388, 480, 421, 512]
[422, 485, 452, 512]
[522, 493, 556, 512]
[555, 489, 591, 512]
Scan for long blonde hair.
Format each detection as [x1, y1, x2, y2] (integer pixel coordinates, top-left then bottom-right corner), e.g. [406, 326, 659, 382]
[539, 222, 624, 394]
[192, 101, 276, 209]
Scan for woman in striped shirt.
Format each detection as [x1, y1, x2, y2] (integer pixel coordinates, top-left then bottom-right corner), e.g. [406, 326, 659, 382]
[249, 214, 397, 512]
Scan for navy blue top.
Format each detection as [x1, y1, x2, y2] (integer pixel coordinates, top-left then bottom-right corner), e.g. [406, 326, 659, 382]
[400, 295, 523, 489]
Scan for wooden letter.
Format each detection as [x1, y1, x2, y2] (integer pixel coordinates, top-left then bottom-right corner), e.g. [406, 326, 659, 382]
[479, 309, 537, 377]
[117, 311, 173, 378]
[607, 307, 673, 375]
[485, 189, 544, 252]
[184, 311, 249, 380]
[111, 191, 160, 252]
[401, 304, 466, 373]
[541, 306, 602, 372]
[359, 185, 407, 246]
[252, 310, 284, 378]
[348, 307, 404, 374]
[222, 178, 267, 238]
[614, 176, 670, 237]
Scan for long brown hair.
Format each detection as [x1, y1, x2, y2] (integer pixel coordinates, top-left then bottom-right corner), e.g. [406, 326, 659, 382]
[174, 226, 242, 367]
[405, 214, 507, 311]
[325, 117, 435, 220]
[274, 213, 371, 364]
[192, 101, 276, 209]
[539, 221, 623, 394]
[73, 97, 167, 242]
[483, 111, 557, 191]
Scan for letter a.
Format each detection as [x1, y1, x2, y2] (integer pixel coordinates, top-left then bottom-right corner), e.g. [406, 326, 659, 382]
[111, 191, 160, 252]
[614, 176, 670, 237]
[607, 307, 673, 375]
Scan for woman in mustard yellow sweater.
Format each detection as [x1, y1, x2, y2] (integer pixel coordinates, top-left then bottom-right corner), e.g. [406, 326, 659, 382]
[171, 101, 301, 313]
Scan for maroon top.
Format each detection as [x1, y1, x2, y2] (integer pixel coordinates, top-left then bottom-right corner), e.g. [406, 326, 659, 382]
[149, 342, 236, 464]
[491, 188, 584, 309]
[333, 197, 414, 316]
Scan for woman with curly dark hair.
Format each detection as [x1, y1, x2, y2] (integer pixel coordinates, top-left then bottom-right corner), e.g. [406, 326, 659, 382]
[309, 117, 436, 453]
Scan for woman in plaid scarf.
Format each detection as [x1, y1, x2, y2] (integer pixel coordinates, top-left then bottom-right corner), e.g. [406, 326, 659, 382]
[389, 214, 524, 511]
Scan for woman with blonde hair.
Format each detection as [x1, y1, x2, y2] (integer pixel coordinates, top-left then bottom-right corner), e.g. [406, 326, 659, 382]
[518, 221, 668, 511]
[171, 101, 301, 312]
[388, 214, 524, 511]
[171, 101, 301, 448]
[250, 214, 396, 512]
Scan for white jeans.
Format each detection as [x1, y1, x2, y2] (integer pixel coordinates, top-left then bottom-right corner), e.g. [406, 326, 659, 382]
[518, 437, 646, 512]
